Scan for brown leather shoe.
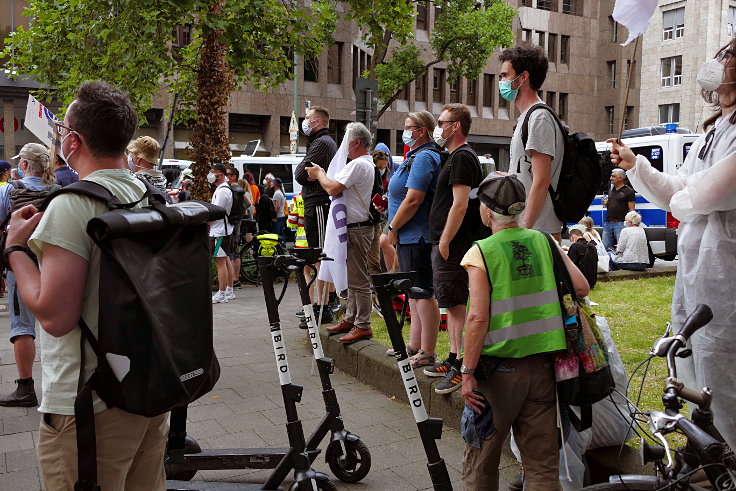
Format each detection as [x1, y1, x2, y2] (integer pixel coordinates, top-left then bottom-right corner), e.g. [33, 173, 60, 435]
[338, 327, 373, 344]
[326, 320, 354, 335]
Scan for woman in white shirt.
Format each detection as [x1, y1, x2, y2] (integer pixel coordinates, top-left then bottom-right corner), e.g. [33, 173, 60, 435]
[609, 211, 648, 271]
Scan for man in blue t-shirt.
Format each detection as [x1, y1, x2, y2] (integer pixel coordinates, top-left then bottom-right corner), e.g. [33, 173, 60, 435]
[387, 110, 442, 369]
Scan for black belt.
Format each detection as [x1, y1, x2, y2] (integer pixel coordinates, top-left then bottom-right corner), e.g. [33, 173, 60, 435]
[347, 220, 373, 229]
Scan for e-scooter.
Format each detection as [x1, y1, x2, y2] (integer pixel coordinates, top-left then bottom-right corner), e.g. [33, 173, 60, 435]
[165, 256, 335, 490]
[371, 272, 453, 491]
[270, 248, 371, 483]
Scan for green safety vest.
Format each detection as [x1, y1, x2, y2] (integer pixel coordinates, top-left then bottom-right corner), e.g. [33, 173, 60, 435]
[474, 227, 566, 358]
[290, 194, 309, 248]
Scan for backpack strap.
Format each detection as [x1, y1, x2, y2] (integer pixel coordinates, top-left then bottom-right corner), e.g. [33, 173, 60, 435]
[74, 318, 102, 491]
[519, 103, 567, 203]
[38, 179, 162, 212]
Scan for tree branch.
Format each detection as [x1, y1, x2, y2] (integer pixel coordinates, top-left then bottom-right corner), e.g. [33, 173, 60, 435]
[376, 58, 441, 119]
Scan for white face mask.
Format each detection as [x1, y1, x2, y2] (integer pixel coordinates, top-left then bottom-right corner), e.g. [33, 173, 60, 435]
[301, 119, 313, 136]
[402, 129, 417, 148]
[59, 131, 79, 168]
[127, 153, 137, 171]
[207, 172, 217, 184]
[697, 58, 736, 92]
[433, 126, 448, 147]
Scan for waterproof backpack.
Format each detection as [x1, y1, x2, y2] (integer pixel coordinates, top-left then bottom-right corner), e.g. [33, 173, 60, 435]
[228, 183, 246, 225]
[521, 103, 603, 224]
[38, 180, 222, 491]
[257, 233, 281, 257]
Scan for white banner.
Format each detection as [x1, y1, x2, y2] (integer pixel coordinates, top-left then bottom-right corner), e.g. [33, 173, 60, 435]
[613, 0, 658, 46]
[317, 134, 350, 292]
[24, 95, 58, 147]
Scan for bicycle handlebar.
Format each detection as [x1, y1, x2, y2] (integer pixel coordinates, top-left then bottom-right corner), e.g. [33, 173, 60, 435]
[675, 304, 713, 343]
[674, 416, 724, 462]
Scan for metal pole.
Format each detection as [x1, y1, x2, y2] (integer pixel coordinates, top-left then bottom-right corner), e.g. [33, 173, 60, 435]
[293, 50, 299, 151]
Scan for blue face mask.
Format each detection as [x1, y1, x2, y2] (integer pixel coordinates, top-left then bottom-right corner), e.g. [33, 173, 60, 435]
[499, 73, 523, 102]
[17, 165, 24, 178]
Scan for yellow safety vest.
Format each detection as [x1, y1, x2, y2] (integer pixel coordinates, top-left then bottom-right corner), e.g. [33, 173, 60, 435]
[289, 195, 309, 248]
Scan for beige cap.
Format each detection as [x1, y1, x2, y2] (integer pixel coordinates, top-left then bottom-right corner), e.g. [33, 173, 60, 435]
[12, 143, 50, 166]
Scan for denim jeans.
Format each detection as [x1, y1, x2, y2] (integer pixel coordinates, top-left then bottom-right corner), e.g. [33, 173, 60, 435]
[602, 221, 625, 251]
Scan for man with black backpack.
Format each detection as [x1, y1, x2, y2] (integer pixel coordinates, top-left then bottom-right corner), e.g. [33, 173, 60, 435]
[4, 82, 168, 489]
[208, 163, 234, 304]
[0, 143, 59, 408]
[226, 166, 246, 287]
[425, 103, 487, 395]
[500, 45, 565, 240]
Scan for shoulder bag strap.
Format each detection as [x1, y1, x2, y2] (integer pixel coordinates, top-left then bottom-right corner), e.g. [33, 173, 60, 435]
[74, 318, 101, 491]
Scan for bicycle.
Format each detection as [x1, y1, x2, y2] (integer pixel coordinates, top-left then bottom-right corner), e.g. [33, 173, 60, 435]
[237, 222, 286, 284]
[585, 304, 736, 490]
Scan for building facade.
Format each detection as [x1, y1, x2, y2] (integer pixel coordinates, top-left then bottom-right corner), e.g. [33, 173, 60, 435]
[5, 0, 704, 170]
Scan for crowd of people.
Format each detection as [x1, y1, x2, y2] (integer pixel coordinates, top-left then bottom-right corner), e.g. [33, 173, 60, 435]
[0, 35, 734, 491]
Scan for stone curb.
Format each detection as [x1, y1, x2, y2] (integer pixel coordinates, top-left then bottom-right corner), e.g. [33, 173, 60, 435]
[597, 266, 677, 282]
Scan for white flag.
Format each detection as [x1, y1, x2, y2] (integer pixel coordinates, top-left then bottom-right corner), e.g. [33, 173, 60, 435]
[613, 0, 659, 46]
[317, 134, 350, 292]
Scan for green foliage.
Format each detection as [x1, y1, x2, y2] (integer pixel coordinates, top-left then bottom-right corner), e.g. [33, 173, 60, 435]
[3, 0, 333, 122]
[372, 44, 425, 102]
[341, 0, 415, 50]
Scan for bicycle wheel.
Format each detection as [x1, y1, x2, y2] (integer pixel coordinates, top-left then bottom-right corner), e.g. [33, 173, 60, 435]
[239, 240, 260, 284]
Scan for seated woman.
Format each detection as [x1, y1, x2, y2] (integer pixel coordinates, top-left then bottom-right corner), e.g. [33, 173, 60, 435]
[609, 211, 649, 271]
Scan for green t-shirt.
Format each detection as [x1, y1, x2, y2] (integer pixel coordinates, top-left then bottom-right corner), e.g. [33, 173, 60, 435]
[28, 169, 147, 415]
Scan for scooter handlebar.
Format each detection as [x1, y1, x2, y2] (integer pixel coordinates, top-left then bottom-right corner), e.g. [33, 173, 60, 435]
[390, 278, 413, 291]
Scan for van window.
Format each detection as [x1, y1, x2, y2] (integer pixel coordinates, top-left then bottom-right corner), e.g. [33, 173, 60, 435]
[683, 142, 692, 160]
[630, 145, 664, 172]
[243, 164, 294, 193]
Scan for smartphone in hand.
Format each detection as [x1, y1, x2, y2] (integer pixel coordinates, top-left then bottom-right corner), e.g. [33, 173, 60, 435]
[372, 193, 388, 210]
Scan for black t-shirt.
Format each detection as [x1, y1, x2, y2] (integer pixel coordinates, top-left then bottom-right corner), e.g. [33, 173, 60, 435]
[606, 184, 636, 222]
[428, 144, 483, 244]
[567, 238, 598, 288]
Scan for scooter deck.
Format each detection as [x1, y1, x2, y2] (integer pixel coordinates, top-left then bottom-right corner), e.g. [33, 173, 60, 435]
[167, 481, 277, 490]
[167, 447, 321, 472]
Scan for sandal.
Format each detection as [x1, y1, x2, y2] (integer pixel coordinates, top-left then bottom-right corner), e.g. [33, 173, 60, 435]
[387, 345, 418, 357]
[409, 350, 437, 368]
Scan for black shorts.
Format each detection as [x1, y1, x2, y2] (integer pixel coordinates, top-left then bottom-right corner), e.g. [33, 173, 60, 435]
[304, 202, 330, 248]
[431, 242, 470, 308]
[228, 222, 242, 259]
[397, 239, 434, 299]
[209, 235, 234, 258]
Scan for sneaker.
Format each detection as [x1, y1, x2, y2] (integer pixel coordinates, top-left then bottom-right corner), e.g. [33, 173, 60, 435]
[212, 291, 228, 304]
[423, 358, 453, 378]
[225, 290, 236, 301]
[317, 306, 334, 324]
[434, 365, 462, 394]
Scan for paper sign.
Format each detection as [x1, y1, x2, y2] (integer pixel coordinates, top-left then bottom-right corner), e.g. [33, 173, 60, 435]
[24, 94, 58, 147]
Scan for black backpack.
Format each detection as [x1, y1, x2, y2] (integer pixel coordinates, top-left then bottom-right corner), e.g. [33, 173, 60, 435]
[368, 166, 384, 224]
[521, 103, 602, 224]
[228, 183, 246, 225]
[38, 180, 222, 490]
[257, 192, 276, 222]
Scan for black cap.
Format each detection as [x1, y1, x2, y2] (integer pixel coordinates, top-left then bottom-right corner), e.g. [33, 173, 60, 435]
[210, 163, 227, 173]
[478, 174, 526, 216]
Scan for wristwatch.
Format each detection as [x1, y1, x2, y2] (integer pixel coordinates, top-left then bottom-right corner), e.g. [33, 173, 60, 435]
[460, 365, 475, 375]
[387, 224, 394, 232]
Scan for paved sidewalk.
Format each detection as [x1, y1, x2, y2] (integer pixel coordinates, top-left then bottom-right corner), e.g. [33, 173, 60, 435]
[0, 282, 519, 490]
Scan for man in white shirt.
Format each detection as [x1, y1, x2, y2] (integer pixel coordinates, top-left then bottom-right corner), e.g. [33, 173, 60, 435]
[208, 163, 234, 304]
[306, 122, 375, 344]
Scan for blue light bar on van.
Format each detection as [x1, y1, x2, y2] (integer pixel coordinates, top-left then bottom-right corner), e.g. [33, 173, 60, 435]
[665, 123, 677, 134]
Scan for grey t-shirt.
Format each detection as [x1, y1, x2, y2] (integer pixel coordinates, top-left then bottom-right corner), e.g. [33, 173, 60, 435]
[272, 189, 285, 218]
[510, 102, 564, 234]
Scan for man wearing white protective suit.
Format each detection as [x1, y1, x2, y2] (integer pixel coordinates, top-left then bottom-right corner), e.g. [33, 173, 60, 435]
[609, 38, 736, 451]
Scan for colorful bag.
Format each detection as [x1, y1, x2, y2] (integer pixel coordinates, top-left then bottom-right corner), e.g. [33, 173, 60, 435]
[544, 234, 615, 431]
[257, 233, 281, 257]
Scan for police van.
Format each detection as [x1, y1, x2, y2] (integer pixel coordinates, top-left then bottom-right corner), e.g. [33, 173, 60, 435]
[591, 129, 700, 261]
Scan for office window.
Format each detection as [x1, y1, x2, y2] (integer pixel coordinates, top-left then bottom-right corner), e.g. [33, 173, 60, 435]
[352, 46, 359, 89]
[659, 103, 680, 124]
[434, 4, 442, 28]
[606, 106, 615, 134]
[416, 3, 428, 30]
[467, 79, 477, 106]
[624, 106, 633, 130]
[415, 72, 427, 102]
[663, 7, 685, 40]
[483, 74, 494, 108]
[172, 25, 192, 47]
[546, 91, 556, 110]
[537, 31, 546, 50]
[304, 56, 318, 82]
[433, 68, 445, 102]
[548, 33, 557, 63]
[729, 6, 736, 37]
[562, 0, 579, 15]
[520, 0, 530, 6]
[522, 29, 532, 43]
[609, 16, 618, 43]
[449, 78, 462, 103]
[537, 0, 551, 11]
[398, 83, 410, 101]
[607, 60, 616, 89]
[559, 93, 568, 121]
[661, 56, 682, 87]
[560, 35, 570, 64]
[327, 42, 342, 85]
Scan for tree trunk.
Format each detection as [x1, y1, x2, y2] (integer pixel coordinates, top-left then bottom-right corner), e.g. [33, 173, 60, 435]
[190, 0, 234, 201]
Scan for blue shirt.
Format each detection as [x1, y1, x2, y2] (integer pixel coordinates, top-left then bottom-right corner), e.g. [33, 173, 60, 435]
[0, 176, 50, 223]
[387, 143, 441, 245]
[55, 165, 79, 187]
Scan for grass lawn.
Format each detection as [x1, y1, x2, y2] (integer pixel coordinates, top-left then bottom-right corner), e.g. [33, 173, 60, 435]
[370, 275, 677, 417]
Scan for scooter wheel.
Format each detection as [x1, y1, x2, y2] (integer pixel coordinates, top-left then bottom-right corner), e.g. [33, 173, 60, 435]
[325, 439, 371, 483]
[165, 436, 201, 481]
